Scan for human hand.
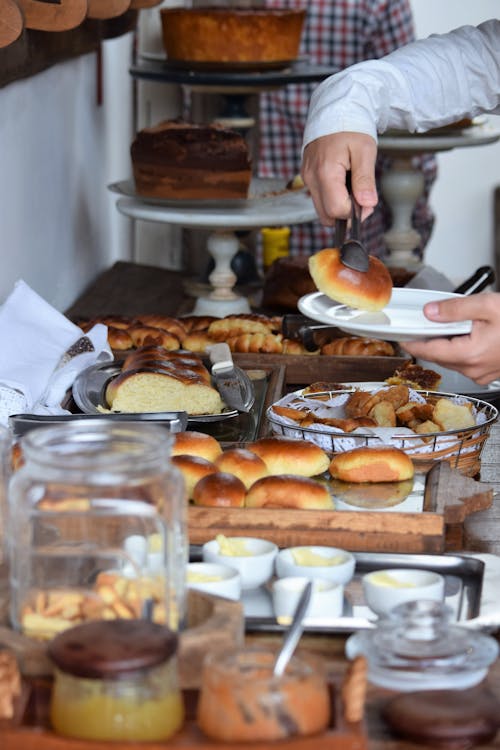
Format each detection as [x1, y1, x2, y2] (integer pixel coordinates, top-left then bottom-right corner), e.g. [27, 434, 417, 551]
[301, 132, 379, 226]
[401, 293, 500, 384]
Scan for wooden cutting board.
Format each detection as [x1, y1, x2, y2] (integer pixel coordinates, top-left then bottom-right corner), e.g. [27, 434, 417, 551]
[17, 0, 87, 31]
[0, 0, 23, 49]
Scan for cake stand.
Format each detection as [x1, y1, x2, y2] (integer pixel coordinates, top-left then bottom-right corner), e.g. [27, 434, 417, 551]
[378, 119, 500, 269]
[114, 181, 317, 316]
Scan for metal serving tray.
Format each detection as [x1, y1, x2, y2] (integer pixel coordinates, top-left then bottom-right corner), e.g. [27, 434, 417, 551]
[189, 549, 484, 634]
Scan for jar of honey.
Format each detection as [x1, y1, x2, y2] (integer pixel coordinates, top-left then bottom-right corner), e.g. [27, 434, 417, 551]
[197, 646, 331, 742]
[8, 421, 186, 640]
[49, 619, 184, 741]
[261, 226, 291, 270]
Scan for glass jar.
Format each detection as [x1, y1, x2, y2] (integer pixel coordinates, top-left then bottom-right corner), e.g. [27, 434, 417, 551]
[49, 619, 184, 741]
[349, 599, 499, 692]
[8, 421, 186, 640]
[197, 646, 331, 742]
[261, 226, 290, 270]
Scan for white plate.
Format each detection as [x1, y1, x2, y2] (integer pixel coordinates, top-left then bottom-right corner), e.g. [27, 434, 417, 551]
[298, 288, 472, 342]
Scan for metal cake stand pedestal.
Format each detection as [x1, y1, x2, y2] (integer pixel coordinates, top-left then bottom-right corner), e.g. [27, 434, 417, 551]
[378, 120, 500, 269]
[115, 182, 317, 316]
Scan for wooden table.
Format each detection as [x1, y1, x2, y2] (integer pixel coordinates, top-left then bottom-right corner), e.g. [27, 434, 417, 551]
[4, 260, 500, 748]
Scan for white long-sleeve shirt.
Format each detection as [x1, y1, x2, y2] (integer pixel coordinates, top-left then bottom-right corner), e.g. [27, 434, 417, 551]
[303, 19, 500, 147]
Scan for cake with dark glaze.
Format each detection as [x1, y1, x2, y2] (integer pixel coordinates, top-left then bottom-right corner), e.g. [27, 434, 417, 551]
[131, 120, 252, 200]
[160, 8, 305, 66]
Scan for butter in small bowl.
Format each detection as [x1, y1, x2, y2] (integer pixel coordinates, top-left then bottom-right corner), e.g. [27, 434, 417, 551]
[275, 545, 355, 585]
[202, 535, 278, 590]
[187, 562, 241, 601]
[363, 568, 445, 617]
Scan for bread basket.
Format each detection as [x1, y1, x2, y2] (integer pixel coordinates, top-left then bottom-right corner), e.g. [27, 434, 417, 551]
[266, 389, 498, 477]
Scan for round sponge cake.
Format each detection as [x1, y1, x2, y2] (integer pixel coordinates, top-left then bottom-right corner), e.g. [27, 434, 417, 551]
[308, 247, 392, 312]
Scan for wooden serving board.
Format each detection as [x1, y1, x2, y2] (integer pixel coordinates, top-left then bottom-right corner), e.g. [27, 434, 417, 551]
[188, 463, 493, 554]
[1, 676, 367, 750]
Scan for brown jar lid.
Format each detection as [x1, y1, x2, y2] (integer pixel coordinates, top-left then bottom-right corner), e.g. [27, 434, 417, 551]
[48, 619, 178, 679]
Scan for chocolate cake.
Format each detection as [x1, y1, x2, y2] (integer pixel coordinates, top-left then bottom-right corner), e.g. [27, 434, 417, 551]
[131, 120, 252, 200]
[160, 8, 305, 66]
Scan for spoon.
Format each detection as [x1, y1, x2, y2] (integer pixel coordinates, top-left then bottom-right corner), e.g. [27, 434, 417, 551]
[273, 580, 313, 678]
[339, 172, 369, 273]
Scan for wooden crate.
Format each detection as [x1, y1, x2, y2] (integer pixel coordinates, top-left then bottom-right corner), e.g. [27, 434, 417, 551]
[188, 462, 493, 554]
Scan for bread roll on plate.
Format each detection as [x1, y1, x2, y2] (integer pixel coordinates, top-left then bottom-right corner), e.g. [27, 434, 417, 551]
[215, 448, 268, 489]
[192, 472, 246, 508]
[329, 447, 414, 483]
[172, 431, 222, 462]
[246, 475, 333, 510]
[172, 454, 217, 499]
[247, 437, 330, 477]
[309, 247, 392, 312]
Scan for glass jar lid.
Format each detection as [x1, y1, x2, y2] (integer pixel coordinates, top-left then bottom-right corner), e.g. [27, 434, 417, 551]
[49, 619, 178, 679]
[346, 600, 499, 692]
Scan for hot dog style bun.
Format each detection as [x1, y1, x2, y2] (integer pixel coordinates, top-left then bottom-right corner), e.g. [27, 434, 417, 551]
[329, 446, 414, 483]
[308, 247, 392, 312]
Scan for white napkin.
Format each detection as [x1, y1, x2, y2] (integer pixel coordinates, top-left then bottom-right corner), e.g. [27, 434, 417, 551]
[0, 280, 113, 426]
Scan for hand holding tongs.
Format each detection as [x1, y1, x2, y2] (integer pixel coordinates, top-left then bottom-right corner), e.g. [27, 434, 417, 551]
[337, 171, 370, 273]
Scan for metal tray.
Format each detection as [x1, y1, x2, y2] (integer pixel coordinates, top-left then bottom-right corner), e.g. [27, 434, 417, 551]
[72, 360, 241, 422]
[189, 549, 484, 634]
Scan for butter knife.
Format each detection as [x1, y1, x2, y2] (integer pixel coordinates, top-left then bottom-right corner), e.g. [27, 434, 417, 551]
[207, 343, 255, 413]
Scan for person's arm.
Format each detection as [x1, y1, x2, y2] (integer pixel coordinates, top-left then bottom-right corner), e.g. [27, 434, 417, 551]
[401, 293, 500, 385]
[302, 19, 500, 223]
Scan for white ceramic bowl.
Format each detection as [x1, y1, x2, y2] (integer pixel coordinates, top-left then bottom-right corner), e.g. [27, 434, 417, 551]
[272, 576, 344, 624]
[187, 562, 241, 601]
[275, 546, 355, 586]
[362, 568, 445, 617]
[202, 536, 278, 590]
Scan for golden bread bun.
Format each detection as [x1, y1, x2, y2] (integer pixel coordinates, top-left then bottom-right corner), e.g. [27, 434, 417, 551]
[134, 315, 187, 341]
[171, 454, 217, 499]
[172, 431, 222, 462]
[245, 475, 333, 510]
[192, 471, 246, 508]
[247, 437, 330, 477]
[107, 326, 134, 351]
[128, 325, 180, 351]
[329, 477, 414, 508]
[214, 448, 268, 489]
[329, 447, 414, 483]
[308, 247, 392, 312]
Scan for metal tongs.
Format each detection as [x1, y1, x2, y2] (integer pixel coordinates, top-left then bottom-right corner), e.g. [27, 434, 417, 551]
[338, 171, 369, 273]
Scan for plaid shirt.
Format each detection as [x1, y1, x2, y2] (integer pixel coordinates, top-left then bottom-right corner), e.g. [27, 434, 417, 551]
[258, 0, 437, 258]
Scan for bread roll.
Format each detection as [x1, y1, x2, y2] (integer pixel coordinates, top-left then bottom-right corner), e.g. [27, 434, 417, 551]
[192, 471, 246, 508]
[309, 247, 392, 312]
[214, 448, 268, 489]
[107, 326, 134, 351]
[172, 454, 217, 499]
[226, 333, 283, 354]
[0, 649, 21, 719]
[128, 325, 180, 351]
[172, 431, 222, 462]
[245, 475, 333, 510]
[180, 315, 219, 333]
[135, 315, 187, 341]
[329, 447, 414, 483]
[320, 337, 395, 357]
[180, 331, 217, 353]
[247, 437, 330, 477]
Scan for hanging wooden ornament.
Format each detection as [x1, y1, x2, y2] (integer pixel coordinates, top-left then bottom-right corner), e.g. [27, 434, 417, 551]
[16, 0, 88, 32]
[0, 0, 24, 48]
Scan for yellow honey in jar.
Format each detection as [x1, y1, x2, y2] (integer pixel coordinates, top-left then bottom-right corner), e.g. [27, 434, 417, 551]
[48, 619, 184, 742]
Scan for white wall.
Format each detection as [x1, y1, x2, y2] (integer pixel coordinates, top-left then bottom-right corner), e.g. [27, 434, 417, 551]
[0, 33, 134, 311]
[410, 1, 500, 285]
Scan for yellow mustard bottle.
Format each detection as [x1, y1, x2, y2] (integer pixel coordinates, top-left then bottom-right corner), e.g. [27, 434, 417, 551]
[261, 226, 291, 270]
[48, 619, 184, 742]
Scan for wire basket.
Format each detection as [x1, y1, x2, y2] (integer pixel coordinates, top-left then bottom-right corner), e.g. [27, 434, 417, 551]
[266, 390, 499, 477]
